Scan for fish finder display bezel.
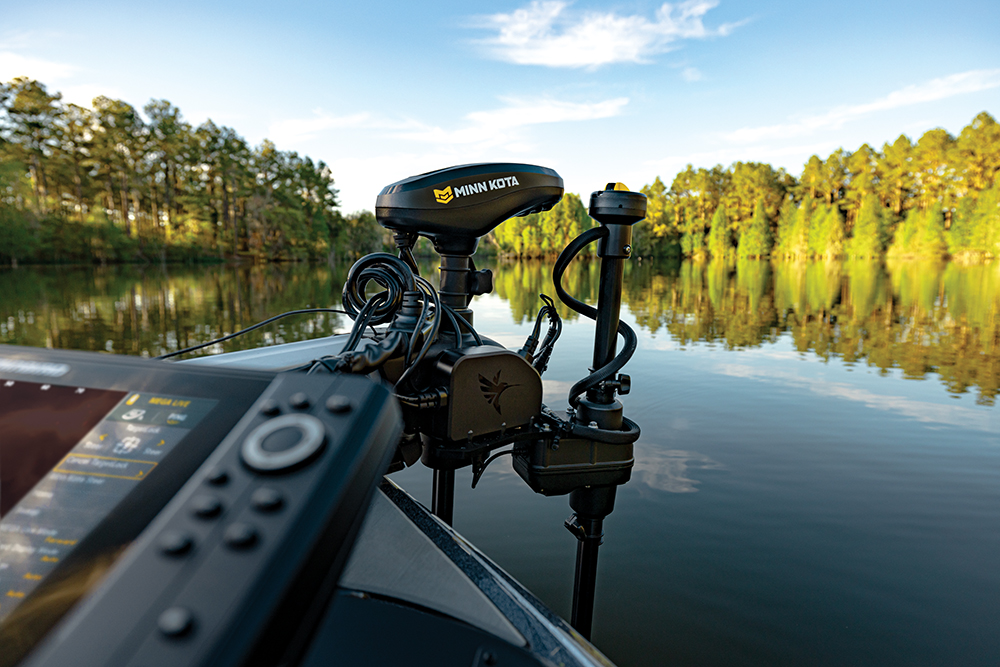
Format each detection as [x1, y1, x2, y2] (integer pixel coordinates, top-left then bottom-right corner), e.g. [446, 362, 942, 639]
[0, 344, 276, 660]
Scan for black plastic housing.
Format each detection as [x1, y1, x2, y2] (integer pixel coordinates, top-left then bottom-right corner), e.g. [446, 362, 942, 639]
[422, 346, 542, 442]
[376, 164, 563, 254]
[513, 428, 633, 497]
[588, 187, 647, 226]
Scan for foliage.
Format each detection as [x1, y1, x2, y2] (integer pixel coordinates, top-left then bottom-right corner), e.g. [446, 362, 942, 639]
[491, 192, 591, 257]
[3, 77, 998, 265]
[0, 77, 347, 264]
[706, 204, 732, 259]
[638, 112, 1000, 261]
[737, 201, 772, 258]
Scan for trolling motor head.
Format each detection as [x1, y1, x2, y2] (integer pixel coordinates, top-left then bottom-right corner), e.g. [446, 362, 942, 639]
[376, 163, 564, 322]
[376, 163, 564, 255]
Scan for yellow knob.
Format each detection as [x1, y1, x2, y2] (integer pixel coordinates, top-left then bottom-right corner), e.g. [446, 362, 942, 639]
[605, 182, 630, 192]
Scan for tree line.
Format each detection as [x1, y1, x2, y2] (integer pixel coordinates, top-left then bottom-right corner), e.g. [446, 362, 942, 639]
[0, 77, 383, 265]
[2, 76, 998, 265]
[489, 113, 1000, 262]
[631, 113, 1000, 261]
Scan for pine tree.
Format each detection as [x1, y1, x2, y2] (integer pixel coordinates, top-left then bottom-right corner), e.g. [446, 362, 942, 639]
[773, 196, 797, 257]
[788, 199, 812, 257]
[707, 204, 732, 259]
[808, 204, 829, 256]
[918, 203, 947, 257]
[821, 205, 846, 258]
[889, 208, 922, 257]
[737, 201, 771, 258]
[970, 185, 1000, 256]
[847, 196, 884, 258]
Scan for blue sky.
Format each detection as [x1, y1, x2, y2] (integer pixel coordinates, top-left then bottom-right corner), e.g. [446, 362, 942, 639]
[2, 0, 998, 212]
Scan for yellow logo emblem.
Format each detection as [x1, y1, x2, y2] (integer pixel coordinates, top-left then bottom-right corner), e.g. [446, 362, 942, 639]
[433, 186, 454, 204]
[126, 394, 140, 406]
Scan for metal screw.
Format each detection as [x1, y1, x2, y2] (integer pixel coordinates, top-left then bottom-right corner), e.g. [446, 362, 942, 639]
[623, 244, 632, 255]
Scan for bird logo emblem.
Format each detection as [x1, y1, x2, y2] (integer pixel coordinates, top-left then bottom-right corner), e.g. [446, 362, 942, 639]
[479, 370, 519, 415]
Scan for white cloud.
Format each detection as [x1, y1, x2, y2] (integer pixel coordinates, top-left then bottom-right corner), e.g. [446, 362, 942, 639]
[641, 140, 839, 182]
[268, 112, 380, 144]
[632, 446, 724, 493]
[266, 95, 628, 151]
[681, 66, 702, 81]
[475, 0, 744, 68]
[724, 69, 1000, 143]
[0, 51, 78, 83]
[714, 362, 998, 432]
[399, 97, 628, 148]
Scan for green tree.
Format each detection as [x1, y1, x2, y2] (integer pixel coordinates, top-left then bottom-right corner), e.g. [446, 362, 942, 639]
[707, 204, 732, 259]
[773, 196, 797, 257]
[737, 200, 771, 258]
[847, 196, 886, 258]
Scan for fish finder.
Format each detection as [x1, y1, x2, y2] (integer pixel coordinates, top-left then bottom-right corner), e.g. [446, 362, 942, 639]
[0, 345, 401, 667]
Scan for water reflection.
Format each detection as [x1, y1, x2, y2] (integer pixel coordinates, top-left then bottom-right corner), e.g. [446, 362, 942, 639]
[0, 264, 360, 356]
[632, 446, 724, 494]
[2, 259, 999, 403]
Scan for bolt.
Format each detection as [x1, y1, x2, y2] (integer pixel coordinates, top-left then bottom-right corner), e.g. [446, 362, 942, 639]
[624, 244, 632, 255]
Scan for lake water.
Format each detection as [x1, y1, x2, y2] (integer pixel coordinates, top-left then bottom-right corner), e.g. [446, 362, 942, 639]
[2, 258, 999, 666]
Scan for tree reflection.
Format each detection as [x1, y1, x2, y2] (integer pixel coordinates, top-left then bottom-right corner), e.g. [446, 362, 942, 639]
[2, 258, 998, 404]
[624, 259, 1000, 404]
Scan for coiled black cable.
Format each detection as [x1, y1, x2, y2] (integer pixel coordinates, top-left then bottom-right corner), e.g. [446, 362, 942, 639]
[341, 252, 416, 325]
[552, 226, 638, 407]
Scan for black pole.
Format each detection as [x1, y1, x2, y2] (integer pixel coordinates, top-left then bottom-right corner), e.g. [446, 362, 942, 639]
[566, 485, 617, 639]
[564, 185, 644, 638]
[432, 468, 455, 526]
[590, 250, 626, 404]
[570, 515, 604, 638]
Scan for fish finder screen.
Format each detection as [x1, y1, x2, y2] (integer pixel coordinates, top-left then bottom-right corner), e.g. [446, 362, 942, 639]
[0, 380, 217, 622]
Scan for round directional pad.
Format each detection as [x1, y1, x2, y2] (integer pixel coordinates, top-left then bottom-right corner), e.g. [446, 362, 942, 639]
[241, 414, 327, 472]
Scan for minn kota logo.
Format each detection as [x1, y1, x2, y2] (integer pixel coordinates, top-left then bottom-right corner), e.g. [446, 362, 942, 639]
[479, 370, 519, 415]
[433, 186, 454, 204]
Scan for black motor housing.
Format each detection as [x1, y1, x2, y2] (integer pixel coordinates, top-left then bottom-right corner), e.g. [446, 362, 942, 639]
[376, 163, 563, 254]
[422, 345, 542, 443]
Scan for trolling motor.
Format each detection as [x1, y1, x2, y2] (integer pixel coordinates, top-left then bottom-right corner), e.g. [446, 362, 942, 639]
[325, 163, 644, 639]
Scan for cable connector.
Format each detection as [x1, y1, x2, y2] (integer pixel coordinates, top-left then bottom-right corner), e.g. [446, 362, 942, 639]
[395, 387, 449, 410]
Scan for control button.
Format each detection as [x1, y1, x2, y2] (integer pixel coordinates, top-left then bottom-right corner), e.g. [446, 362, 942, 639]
[206, 468, 229, 486]
[289, 392, 311, 410]
[158, 607, 194, 638]
[241, 414, 327, 473]
[259, 399, 281, 416]
[190, 495, 223, 519]
[325, 395, 353, 414]
[251, 487, 285, 513]
[159, 531, 194, 557]
[224, 523, 259, 550]
[262, 426, 303, 453]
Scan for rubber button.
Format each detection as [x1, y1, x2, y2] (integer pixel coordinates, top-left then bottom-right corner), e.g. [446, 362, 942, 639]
[241, 414, 327, 473]
[158, 531, 193, 556]
[259, 399, 281, 416]
[224, 523, 258, 550]
[325, 395, 353, 414]
[289, 392, 310, 410]
[261, 427, 302, 453]
[158, 607, 194, 638]
[206, 469, 229, 486]
[190, 495, 223, 519]
[251, 487, 284, 513]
